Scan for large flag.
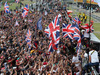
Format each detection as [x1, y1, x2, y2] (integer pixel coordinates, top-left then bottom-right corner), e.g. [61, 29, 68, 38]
[14, 20, 19, 26]
[37, 17, 42, 30]
[45, 14, 61, 52]
[4, 1, 10, 13]
[22, 4, 29, 18]
[94, 0, 100, 7]
[62, 23, 74, 39]
[62, 22, 81, 53]
[81, 23, 94, 33]
[72, 24, 81, 53]
[15, 0, 19, 3]
[25, 29, 31, 48]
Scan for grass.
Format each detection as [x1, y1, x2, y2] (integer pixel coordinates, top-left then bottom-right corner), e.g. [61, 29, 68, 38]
[94, 33, 100, 40]
[93, 23, 100, 40]
[22, 0, 34, 5]
[0, 0, 34, 11]
[93, 23, 100, 39]
[93, 23, 100, 31]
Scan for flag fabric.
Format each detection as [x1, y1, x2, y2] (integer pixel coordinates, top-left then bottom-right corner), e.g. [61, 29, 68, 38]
[66, 24, 81, 53]
[73, 17, 81, 25]
[72, 24, 81, 53]
[22, 4, 29, 18]
[4, 1, 10, 13]
[37, 17, 42, 30]
[67, 10, 73, 15]
[45, 14, 61, 52]
[25, 29, 31, 48]
[14, 20, 19, 26]
[15, 0, 19, 3]
[94, 0, 100, 7]
[62, 22, 81, 53]
[33, 41, 38, 49]
[81, 23, 94, 33]
[62, 23, 74, 39]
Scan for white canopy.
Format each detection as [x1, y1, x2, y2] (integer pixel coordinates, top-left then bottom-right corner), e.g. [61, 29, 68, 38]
[90, 33, 100, 43]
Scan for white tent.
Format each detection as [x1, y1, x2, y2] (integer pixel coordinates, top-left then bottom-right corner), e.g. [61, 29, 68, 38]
[90, 33, 100, 43]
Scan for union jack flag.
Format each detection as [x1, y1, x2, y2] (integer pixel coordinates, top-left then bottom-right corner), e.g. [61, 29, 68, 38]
[81, 23, 94, 33]
[22, 4, 29, 18]
[73, 17, 81, 25]
[45, 14, 61, 52]
[72, 24, 81, 53]
[62, 23, 74, 39]
[33, 41, 38, 49]
[25, 29, 31, 49]
[4, 1, 10, 13]
[15, 0, 19, 3]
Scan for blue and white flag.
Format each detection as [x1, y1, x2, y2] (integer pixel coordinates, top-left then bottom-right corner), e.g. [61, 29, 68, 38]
[37, 17, 42, 30]
[14, 20, 19, 26]
[94, 0, 100, 7]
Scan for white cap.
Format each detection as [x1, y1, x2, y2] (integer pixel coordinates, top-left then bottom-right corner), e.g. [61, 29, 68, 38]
[13, 67, 17, 70]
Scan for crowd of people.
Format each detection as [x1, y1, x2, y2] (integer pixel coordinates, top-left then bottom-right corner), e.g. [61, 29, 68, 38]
[0, 0, 100, 75]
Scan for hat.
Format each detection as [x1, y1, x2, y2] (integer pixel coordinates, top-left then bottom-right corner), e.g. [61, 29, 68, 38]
[43, 62, 47, 65]
[30, 50, 35, 53]
[13, 67, 17, 70]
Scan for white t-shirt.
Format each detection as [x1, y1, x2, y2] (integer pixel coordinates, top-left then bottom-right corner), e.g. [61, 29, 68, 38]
[84, 31, 89, 38]
[72, 56, 80, 66]
[84, 53, 88, 58]
[89, 50, 99, 63]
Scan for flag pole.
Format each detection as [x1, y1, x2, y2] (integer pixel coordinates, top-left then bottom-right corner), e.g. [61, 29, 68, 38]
[88, 0, 91, 64]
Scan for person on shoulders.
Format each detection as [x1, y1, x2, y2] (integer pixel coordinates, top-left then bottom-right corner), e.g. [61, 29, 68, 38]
[84, 45, 99, 73]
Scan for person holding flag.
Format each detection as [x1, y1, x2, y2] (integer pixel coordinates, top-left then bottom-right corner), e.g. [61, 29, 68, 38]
[45, 14, 61, 52]
[4, 1, 10, 14]
[22, 4, 29, 18]
[37, 17, 42, 30]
